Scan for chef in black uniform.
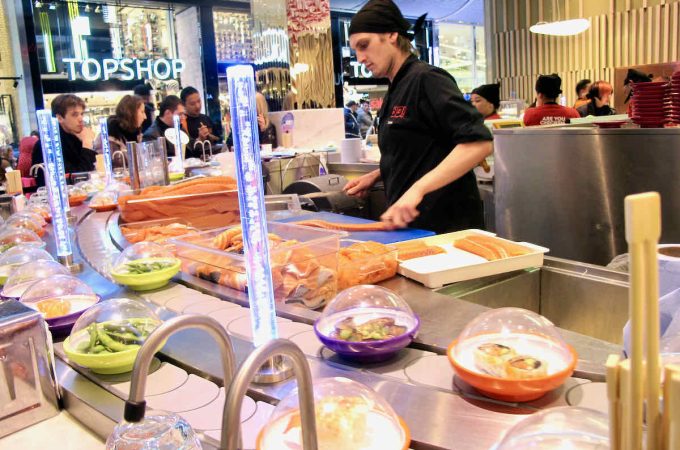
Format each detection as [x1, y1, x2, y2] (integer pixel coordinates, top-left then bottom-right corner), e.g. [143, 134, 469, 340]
[343, 0, 493, 234]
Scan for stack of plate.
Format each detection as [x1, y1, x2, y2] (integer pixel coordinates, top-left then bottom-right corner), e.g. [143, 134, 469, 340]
[630, 81, 671, 128]
[670, 71, 680, 126]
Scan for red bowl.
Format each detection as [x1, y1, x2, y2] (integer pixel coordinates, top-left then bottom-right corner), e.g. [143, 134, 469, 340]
[632, 81, 669, 87]
[447, 339, 578, 402]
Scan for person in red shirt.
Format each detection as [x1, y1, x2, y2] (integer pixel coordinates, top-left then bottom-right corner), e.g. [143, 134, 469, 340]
[523, 74, 580, 126]
[471, 83, 502, 120]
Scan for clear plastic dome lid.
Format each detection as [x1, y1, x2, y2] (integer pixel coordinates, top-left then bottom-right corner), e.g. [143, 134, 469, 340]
[0, 245, 54, 278]
[315, 285, 417, 343]
[495, 407, 610, 449]
[104, 181, 131, 193]
[452, 307, 573, 380]
[2, 259, 70, 298]
[0, 228, 43, 253]
[12, 210, 47, 228]
[20, 274, 97, 320]
[3, 215, 44, 237]
[75, 180, 100, 195]
[68, 185, 88, 198]
[89, 190, 117, 207]
[112, 242, 176, 272]
[106, 410, 201, 449]
[25, 202, 51, 220]
[67, 297, 161, 353]
[260, 377, 408, 450]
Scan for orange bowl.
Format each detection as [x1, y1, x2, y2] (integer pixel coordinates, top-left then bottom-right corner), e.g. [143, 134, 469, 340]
[69, 195, 88, 206]
[447, 339, 577, 402]
[89, 204, 118, 212]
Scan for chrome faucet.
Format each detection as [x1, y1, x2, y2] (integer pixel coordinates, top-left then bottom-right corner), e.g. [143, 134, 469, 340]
[223, 339, 318, 450]
[194, 141, 206, 161]
[29, 164, 45, 178]
[205, 141, 213, 160]
[111, 150, 127, 171]
[123, 315, 236, 449]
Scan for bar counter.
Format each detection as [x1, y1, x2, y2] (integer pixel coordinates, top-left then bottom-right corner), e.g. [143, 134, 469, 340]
[27, 205, 625, 449]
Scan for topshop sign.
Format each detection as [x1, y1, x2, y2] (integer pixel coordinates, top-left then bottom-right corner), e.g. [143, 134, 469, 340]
[63, 58, 185, 82]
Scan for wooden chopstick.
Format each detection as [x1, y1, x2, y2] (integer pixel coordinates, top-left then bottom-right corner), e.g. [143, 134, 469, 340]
[669, 369, 680, 450]
[606, 354, 622, 450]
[663, 364, 680, 450]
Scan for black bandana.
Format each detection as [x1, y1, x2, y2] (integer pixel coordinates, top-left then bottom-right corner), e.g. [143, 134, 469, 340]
[349, 0, 412, 38]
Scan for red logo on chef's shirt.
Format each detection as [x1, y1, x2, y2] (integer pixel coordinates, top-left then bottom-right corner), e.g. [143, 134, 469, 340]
[390, 106, 407, 119]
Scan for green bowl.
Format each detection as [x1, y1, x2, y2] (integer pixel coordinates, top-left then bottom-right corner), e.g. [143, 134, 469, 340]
[63, 318, 163, 374]
[110, 257, 181, 291]
[169, 172, 184, 181]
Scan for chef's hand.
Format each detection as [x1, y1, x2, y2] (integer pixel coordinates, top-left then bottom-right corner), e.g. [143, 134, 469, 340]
[380, 186, 423, 229]
[198, 122, 210, 140]
[257, 114, 266, 131]
[77, 126, 95, 149]
[344, 170, 380, 198]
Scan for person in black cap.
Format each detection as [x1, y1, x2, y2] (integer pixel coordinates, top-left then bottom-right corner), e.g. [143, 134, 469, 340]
[471, 83, 501, 120]
[133, 83, 154, 132]
[523, 74, 580, 126]
[342, 0, 492, 233]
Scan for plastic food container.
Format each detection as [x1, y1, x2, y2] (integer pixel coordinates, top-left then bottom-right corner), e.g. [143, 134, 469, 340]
[314, 285, 419, 362]
[3, 214, 46, 237]
[338, 240, 398, 290]
[25, 202, 52, 223]
[257, 377, 410, 450]
[63, 298, 162, 374]
[447, 307, 577, 402]
[2, 260, 70, 298]
[118, 217, 199, 248]
[117, 179, 240, 229]
[110, 242, 181, 291]
[0, 228, 44, 254]
[20, 274, 99, 335]
[494, 407, 610, 449]
[171, 221, 344, 309]
[0, 245, 54, 284]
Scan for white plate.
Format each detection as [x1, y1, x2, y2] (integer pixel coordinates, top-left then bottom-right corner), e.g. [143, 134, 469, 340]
[397, 230, 549, 288]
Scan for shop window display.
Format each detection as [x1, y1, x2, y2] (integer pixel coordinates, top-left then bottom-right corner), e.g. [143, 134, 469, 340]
[437, 22, 486, 94]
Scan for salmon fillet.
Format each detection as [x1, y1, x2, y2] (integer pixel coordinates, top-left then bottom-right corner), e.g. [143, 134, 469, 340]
[454, 235, 531, 261]
[293, 219, 389, 232]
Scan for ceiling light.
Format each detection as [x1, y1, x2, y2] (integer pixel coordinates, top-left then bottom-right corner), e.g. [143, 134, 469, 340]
[34, 1, 42, 7]
[84, 4, 90, 12]
[48, 2, 56, 9]
[530, 18, 590, 36]
[94, 5, 101, 13]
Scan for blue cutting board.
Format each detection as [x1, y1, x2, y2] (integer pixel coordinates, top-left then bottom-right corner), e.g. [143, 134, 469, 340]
[276, 211, 434, 244]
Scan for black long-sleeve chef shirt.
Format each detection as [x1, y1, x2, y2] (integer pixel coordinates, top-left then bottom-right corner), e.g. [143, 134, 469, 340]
[377, 55, 492, 234]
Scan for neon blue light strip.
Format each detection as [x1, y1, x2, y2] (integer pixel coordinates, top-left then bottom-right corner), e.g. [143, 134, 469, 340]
[37, 110, 73, 258]
[99, 118, 113, 184]
[227, 65, 278, 347]
[173, 114, 183, 166]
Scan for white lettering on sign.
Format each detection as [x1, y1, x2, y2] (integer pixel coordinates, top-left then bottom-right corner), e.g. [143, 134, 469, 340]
[63, 58, 185, 81]
[349, 61, 373, 78]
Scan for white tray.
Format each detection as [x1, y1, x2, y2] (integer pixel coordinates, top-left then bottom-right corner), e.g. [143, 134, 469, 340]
[397, 229, 549, 288]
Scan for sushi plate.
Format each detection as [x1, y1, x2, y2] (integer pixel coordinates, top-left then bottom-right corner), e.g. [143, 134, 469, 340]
[396, 230, 549, 288]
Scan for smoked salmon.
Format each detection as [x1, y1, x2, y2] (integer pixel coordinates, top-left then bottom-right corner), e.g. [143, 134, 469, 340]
[293, 219, 389, 232]
[393, 240, 446, 260]
[454, 235, 531, 261]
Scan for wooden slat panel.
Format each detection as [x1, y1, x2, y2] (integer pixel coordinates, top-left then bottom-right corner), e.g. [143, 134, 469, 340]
[672, 2, 679, 60]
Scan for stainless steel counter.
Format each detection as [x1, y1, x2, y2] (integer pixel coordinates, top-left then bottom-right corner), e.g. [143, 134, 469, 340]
[49, 206, 624, 449]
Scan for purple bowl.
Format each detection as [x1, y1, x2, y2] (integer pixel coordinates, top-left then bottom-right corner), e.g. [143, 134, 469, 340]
[33, 295, 100, 337]
[314, 314, 420, 363]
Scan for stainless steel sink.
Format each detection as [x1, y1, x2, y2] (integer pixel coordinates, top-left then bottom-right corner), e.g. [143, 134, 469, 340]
[436, 257, 629, 345]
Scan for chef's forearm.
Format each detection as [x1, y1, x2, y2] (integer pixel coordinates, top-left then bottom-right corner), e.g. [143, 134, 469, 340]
[411, 140, 493, 196]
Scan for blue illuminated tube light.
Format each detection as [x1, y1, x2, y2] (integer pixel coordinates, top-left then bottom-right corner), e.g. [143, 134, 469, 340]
[173, 114, 183, 167]
[99, 118, 114, 184]
[227, 65, 279, 347]
[36, 110, 74, 259]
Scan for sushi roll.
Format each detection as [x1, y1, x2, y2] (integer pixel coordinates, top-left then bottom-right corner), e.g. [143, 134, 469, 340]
[505, 355, 547, 379]
[474, 343, 516, 376]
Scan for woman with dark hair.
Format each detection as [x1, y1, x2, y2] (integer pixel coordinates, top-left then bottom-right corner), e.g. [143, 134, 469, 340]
[577, 81, 616, 117]
[94, 94, 145, 167]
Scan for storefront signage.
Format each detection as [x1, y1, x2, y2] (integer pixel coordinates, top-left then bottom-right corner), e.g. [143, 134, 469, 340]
[62, 58, 185, 82]
[36, 110, 73, 258]
[227, 64, 278, 347]
[348, 61, 373, 78]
